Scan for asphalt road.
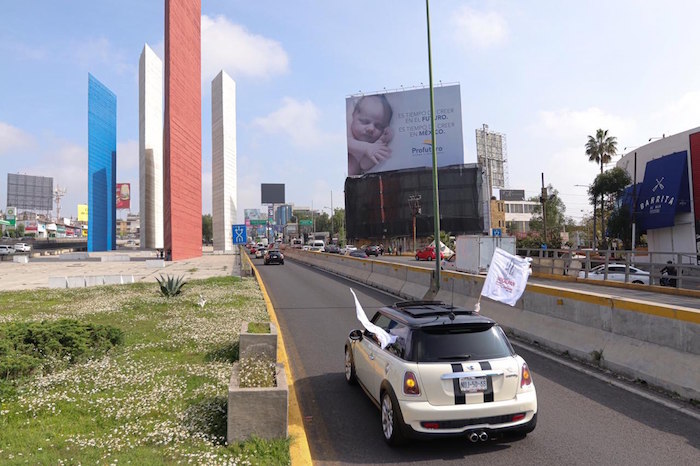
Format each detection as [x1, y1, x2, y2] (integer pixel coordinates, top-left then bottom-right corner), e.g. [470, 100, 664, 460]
[255, 256, 700, 466]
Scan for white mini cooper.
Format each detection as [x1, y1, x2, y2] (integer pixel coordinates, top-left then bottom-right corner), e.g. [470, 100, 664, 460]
[345, 300, 537, 445]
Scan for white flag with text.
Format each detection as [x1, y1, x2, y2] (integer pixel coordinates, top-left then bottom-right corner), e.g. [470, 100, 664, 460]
[480, 248, 531, 306]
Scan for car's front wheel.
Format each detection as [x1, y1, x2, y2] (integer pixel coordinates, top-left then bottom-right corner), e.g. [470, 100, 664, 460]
[381, 389, 407, 446]
[344, 346, 357, 385]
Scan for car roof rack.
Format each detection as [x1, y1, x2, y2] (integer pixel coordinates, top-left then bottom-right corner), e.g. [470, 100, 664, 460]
[392, 300, 476, 318]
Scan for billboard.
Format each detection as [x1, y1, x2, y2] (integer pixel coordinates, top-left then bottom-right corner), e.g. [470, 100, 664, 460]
[78, 204, 89, 222]
[346, 85, 464, 176]
[345, 164, 484, 240]
[116, 183, 131, 209]
[261, 183, 285, 204]
[499, 189, 525, 201]
[7, 173, 53, 211]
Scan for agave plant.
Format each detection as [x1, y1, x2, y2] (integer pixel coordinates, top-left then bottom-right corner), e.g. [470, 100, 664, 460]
[156, 274, 187, 298]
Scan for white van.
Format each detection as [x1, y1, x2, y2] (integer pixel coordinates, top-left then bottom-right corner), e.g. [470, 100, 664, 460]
[310, 240, 325, 252]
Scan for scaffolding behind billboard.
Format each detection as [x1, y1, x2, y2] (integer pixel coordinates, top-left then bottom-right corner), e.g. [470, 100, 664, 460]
[475, 124, 508, 196]
[345, 164, 484, 241]
[6, 173, 54, 211]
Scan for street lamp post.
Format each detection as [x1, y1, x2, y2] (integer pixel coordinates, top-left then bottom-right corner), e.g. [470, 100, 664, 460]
[425, 0, 441, 294]
[408, 194, 422, 253]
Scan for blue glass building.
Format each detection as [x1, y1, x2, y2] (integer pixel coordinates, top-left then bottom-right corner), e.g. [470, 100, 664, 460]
[87, 74, 117, 252]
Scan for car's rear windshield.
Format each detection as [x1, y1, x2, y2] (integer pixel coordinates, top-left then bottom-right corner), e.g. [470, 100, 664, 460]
[412, 324, 513, 362]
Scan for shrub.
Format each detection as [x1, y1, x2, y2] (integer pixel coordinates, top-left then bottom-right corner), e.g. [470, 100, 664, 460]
[0, 319, 123, 382]
[156, 274, 187, 297]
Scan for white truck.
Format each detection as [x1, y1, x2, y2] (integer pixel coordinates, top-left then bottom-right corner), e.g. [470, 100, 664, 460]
[454, 235, 516, 274]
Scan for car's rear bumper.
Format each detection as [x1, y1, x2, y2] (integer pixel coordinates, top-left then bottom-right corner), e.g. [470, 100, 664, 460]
[399, 389, 537, 436]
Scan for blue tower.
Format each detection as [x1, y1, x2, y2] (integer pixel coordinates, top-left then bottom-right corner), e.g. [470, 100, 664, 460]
[87, 74, 117, 252]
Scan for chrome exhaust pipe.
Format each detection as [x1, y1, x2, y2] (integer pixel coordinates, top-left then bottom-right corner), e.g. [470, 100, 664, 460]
[479, 431, 489, 442]
[469, 432, 479, 442]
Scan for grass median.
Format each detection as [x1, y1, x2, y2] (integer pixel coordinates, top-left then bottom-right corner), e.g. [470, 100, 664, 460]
[0, 276, 290, 465]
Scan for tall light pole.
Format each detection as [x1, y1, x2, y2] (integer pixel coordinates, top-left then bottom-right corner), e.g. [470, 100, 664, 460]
[426, 0, 442, 294]
[408, 194, 422, 253]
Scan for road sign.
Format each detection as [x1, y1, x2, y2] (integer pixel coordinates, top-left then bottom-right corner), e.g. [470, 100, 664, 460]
[299, 219, 313, 226]
[492, 228, 502, 237]
[232, 224, 247, 245]
[250, 219, 267, 225]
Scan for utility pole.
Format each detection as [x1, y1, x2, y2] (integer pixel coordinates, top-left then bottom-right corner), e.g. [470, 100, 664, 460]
[540, 173, 547, 245]
[408, 194, 422, 253]
[425, 0, 442, 294]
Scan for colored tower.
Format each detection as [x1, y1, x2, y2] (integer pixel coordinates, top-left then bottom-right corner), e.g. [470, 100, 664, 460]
[87, 73, 117, 252]
[164, 0, 202, 260]
[212, 71, 237, 252]
[139, 44, 164, 250]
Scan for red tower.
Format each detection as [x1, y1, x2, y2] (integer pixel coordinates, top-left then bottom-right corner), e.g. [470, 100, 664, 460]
[164, 0, 202, 260]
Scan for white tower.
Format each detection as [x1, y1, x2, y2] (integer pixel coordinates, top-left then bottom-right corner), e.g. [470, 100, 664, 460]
[139, 44, 164, 249]
[212, 70, 237, 252]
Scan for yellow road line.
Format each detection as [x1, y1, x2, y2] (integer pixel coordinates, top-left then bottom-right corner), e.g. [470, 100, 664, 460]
[244, 251, 313, 466]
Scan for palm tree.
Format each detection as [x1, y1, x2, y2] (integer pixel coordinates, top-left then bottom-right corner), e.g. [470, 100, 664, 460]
[585, 129, 618, 248]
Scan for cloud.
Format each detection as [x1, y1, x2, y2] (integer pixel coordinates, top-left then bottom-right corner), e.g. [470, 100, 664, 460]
[650, 90, 700, 136]
[0, 122, 35, 156]
[251, 97, 337, 148]
[451, 7, 508, 49]
[201, 15, 289, 81]
[73, 37, 132, 74]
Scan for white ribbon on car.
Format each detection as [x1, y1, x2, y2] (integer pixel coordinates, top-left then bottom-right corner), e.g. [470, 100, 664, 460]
[350, 288, 397, 349]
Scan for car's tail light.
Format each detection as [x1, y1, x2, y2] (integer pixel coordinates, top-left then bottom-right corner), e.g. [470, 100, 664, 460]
[520, 363, 532, 388]
[512, 413, 526, 422]
[404, 371, 420, 395]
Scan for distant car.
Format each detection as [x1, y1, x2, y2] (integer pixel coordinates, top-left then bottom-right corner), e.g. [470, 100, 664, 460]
[302, 245, 311, 251]
[349, 250, 368, 258]
[255, 248, 267, 259]
[365, 245, 382, 256]
[264, 250, 284, 265]
[14, 243, 31, 253]
[345, 300, 537, 445]
[578, 264, 649, 285]
[0, 245, 13, 255]
[324, 244, 341, 254]
[415, 245, 442, 261]
[341, 245, 358, 255]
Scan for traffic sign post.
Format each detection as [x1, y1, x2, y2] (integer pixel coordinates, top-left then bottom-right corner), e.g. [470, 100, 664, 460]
[232, 224, 247, 245]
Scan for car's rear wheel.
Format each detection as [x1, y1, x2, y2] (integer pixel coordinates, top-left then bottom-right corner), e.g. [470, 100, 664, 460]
[381, 389, 407, 445]
[632, 280, 643, 284]
[344, 346, 357, 385]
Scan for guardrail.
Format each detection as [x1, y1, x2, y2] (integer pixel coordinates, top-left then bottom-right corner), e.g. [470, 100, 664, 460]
[284, 248, 700, 402]
[517, 247, 700, 290]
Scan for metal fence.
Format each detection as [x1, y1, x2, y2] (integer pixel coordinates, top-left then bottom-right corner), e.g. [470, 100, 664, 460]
[516, 247, 700, 291]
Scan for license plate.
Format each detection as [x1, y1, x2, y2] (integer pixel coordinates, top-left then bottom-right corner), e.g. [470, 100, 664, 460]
[459, 377, 487, 393]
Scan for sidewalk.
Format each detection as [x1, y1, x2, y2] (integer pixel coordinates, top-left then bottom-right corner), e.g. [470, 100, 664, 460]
[0, 249, 241, 291]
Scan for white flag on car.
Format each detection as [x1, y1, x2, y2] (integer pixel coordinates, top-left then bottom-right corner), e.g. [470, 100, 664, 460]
[480, 247, 531, 307]
[350, 289, 397, 349]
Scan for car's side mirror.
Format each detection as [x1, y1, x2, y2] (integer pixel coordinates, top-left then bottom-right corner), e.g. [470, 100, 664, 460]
[349, 329, 363, 341]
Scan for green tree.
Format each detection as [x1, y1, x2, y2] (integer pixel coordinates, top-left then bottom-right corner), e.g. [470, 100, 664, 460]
[589, 167, 633, 248]
[528, 185, 566, 248]
[585, 129, 618, 247]
[202, 214, 212, 244]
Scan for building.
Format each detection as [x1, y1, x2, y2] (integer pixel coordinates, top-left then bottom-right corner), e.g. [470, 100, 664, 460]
[211, 71, 237, 253]
[344, 164, 487, 244]
[617, 127, 700, 260]
[139, 44, 164, 250]
[275, 204, 293, 226]
[490, 198, 506, 233]
[87, 73, 117, 252]
[499, 189, 538, 235]
[164, 0, 202, 260]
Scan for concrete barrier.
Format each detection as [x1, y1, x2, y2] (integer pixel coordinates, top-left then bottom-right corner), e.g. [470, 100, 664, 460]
[48, 277, 67, 289]
[85, 276, 105, 287]
[286, 249, 700, 401]
[104, 275, 124, 285]
[145, 259, 165, 268]
[13, 255, 28, 263]
[101, 255, 131, 262]
[60, 252, 89, 261]
[66, 276, 86, 288]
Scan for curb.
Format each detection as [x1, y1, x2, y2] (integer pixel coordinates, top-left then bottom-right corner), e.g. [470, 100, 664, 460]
[245, 252, 313, 465]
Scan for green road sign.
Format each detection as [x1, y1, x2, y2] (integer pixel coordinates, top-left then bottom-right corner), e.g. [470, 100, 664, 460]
[299, 219, 312, 226]
[250, 219, 267, 225]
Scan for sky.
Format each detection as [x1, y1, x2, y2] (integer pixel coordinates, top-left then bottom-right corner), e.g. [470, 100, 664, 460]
[2, 0, 700, 224]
